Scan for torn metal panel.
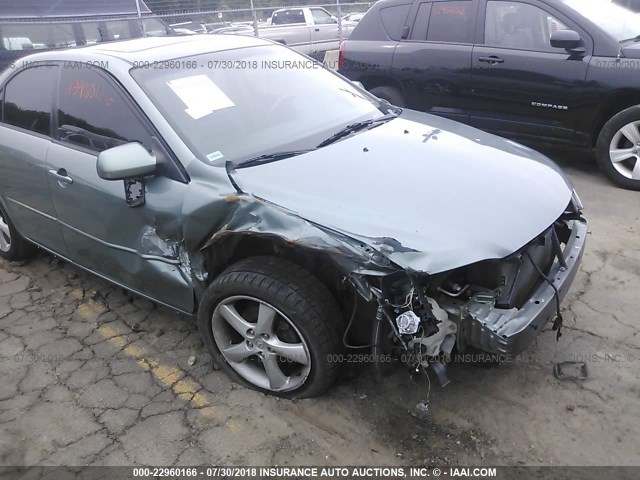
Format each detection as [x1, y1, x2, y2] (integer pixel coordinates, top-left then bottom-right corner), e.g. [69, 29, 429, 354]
[175, 243, 207, 309]
[190, 250, 209, 282]
[178, 242, 192, 279]
[140, 226, 180, 258]
[196, 193, 398, 277]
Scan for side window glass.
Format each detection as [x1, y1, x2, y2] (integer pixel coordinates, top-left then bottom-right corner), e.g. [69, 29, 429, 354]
[410, 3, 432, 40]
[49, 24, 77, 48]
[311, 9, 333, 25]
[142, 18, 170, 37]
[3, 66, 58, 136]
[104, 20, 134, 41]
[1, 23, 76, 50]
[272, 10, 305, 25]
[57, 69, 152, 153]
[547, 16, 569, 37]
[485, 1, 570, 52]
[381, 3, 412, 40]
[427, 1, 474, 43]
[80, 22, 102, 45]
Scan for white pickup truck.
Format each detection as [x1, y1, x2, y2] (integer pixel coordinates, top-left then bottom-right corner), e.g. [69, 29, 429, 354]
[257, 7, 354, 55]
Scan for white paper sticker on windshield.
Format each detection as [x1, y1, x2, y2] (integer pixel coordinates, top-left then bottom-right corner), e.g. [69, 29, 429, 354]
[167, 75, 235, 120]
[206, 151, 224, 163]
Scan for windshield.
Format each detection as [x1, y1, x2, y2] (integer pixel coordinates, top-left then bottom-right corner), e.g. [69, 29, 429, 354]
[563, 0, 640, 42]
[131, 46, 385, 166]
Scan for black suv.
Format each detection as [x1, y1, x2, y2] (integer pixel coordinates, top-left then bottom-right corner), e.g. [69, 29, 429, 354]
[339, 0, 640, 190]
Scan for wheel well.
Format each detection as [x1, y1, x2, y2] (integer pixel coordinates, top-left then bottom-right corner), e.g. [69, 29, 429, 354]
[200, 234, 351, 310]
[592, 90, 640, 147]
[358, 76, 405, 96]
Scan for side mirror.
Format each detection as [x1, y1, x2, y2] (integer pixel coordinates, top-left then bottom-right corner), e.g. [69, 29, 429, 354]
[550, 30, 585, 54]
[97, 142, 157, 181]
[331, 16, 338, 24]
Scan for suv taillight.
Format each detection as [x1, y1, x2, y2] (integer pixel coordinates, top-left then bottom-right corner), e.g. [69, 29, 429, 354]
[338, 41, 345, 70]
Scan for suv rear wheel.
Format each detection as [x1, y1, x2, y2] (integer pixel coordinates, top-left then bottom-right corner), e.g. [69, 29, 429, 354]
[197, 256, 343, 398]
[596, 106, 640, 190]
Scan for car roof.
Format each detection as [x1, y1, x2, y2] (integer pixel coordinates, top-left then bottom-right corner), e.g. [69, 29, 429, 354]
[15, 34, 273, 66]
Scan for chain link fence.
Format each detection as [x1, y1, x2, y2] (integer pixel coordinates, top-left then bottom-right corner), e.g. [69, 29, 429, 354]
[0, 0, 371, 50]
[150, 1, 370, 25]
[0, 0, 371, 70]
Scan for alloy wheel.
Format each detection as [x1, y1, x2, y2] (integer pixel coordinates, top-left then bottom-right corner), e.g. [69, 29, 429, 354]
[211, 295, 311, 392]
[609, 121, 640, 180]
[0, 212, 11, 253]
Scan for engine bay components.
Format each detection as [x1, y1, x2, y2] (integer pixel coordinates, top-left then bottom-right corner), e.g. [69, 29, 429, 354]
[409, 318, 457, 358]
[396, 311, 420, 335]
[367, 212, 586, 399]
[377, 290, 458, 387]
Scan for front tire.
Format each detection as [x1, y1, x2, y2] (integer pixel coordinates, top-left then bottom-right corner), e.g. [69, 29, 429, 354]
[197, 256, 343, 398]
[596, 106, 640, 190]
[0, 202, 36, 261]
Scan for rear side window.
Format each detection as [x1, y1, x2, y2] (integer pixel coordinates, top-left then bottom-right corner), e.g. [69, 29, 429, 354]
[272, 9, 305, 25]
[410, 3, 432, 40]
[57, 68, 152, 153]
[411, 1, 475, 43]
[3, 66, 58, 136]
[428, 2, 474, 42]
[380, 4, 412, 40]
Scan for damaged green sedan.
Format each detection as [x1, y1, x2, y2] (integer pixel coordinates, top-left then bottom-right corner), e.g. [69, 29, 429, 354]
[0, 35, 587, 398]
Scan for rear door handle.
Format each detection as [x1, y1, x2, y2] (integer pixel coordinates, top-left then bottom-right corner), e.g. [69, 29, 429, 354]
[48, 168, 73, 185]
[478, 55, 504, 64]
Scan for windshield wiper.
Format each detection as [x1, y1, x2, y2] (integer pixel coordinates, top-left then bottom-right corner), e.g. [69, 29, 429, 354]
[235, 149, 313, 169]
[620, 34, 640, 44]
[316, 112, 399, 148]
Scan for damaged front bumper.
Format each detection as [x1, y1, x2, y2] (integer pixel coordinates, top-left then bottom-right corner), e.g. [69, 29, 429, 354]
[454, 219, 588, 355]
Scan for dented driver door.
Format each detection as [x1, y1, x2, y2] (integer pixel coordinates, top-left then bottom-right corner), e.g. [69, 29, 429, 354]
[46, 67, 194, 313]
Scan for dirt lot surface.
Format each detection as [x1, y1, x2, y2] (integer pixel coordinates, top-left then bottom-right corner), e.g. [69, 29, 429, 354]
[0, 156, 639, 467]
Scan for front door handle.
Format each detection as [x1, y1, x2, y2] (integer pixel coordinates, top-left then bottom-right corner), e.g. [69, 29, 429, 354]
[478, 55, 504, 64]
[48, 168, 73, 185]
